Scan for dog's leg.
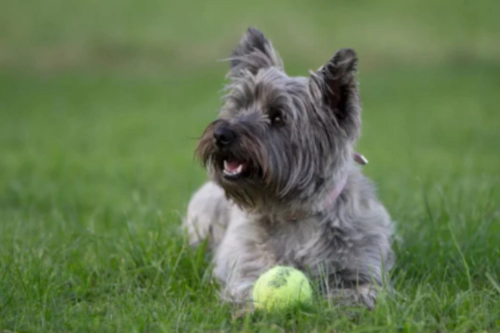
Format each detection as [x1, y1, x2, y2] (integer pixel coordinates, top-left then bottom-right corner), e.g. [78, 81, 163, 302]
[183, 182, 232, 251]
[325, 284, 378, 309]
[213, 210, 276, 306]
[321, 248, 391, 309]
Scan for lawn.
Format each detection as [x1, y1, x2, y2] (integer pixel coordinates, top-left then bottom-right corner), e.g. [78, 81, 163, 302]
[1, 0, 499, 332]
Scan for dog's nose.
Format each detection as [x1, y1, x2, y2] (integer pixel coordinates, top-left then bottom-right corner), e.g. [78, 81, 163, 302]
[214, 127, 235, 147]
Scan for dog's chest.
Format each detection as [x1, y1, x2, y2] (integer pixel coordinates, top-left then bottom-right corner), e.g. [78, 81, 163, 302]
[263, 216, 331, 267]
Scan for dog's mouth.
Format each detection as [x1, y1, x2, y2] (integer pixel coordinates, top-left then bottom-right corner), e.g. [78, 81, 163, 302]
[222, 159, 247, 179]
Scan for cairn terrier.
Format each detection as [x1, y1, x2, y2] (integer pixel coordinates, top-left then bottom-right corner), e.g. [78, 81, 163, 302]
[185, 28, 394, 308]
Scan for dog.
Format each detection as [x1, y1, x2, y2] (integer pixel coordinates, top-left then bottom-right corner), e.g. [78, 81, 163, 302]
[184, 27, 394, 309]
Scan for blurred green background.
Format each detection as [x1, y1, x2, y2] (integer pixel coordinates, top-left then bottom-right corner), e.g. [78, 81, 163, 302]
[1, 0, 499, 331]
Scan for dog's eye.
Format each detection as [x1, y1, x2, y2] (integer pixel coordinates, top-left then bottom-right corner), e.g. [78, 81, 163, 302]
[269, 109, 284, 126]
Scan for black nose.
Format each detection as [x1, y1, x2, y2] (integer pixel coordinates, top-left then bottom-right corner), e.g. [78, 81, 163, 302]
[214, 126, 235, 147]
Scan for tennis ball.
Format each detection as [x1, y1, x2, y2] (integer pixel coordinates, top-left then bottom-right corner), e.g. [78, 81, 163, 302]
[252, 266, 312, 310]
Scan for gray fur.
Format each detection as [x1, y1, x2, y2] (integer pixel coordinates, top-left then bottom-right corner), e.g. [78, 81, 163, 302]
[186, 28, 394, 309]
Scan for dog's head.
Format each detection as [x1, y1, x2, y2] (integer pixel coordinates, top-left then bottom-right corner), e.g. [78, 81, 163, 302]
[197, 28, 361, 212]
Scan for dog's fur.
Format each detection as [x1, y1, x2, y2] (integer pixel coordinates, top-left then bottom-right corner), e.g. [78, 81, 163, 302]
[184, 28, 394, 308]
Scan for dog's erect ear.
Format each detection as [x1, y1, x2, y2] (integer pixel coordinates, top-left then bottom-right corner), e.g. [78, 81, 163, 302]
[229, 27, 283, 77]
[309, 48, 361, 140]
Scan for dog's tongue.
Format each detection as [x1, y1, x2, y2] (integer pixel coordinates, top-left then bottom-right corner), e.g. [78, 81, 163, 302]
[225, 160, 242, 172]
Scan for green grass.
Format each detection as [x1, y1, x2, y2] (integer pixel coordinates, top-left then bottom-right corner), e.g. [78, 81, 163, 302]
[1, 0, 499, 332]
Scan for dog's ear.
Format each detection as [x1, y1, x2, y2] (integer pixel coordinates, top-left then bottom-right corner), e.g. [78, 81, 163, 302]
[229, 27, 283, 77]
[309, 48, 361, 140]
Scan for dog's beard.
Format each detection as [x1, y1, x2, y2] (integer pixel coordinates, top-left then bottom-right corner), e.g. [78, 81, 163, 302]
[205, 153, 269, 209]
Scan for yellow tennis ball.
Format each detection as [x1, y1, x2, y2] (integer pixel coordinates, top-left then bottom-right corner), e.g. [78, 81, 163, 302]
[252, 266, 312, 310]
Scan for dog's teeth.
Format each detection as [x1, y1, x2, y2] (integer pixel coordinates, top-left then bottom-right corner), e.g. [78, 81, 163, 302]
[223, 160, 243, 176]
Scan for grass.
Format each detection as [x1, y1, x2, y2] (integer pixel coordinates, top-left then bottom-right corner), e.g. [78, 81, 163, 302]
[0, 0, 499, 332]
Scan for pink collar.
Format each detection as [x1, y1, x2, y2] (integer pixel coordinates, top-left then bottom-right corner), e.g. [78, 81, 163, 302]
[320, 172, 348, 211]
[285, 152, 367, 221]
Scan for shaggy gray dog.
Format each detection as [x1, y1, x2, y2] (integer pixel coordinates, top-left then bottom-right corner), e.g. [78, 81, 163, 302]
[184, 28, 394, 309]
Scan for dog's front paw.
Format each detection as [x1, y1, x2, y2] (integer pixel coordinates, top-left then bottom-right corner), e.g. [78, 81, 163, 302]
[356, 284, 377, 309]
[326, 284, 377, 309]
